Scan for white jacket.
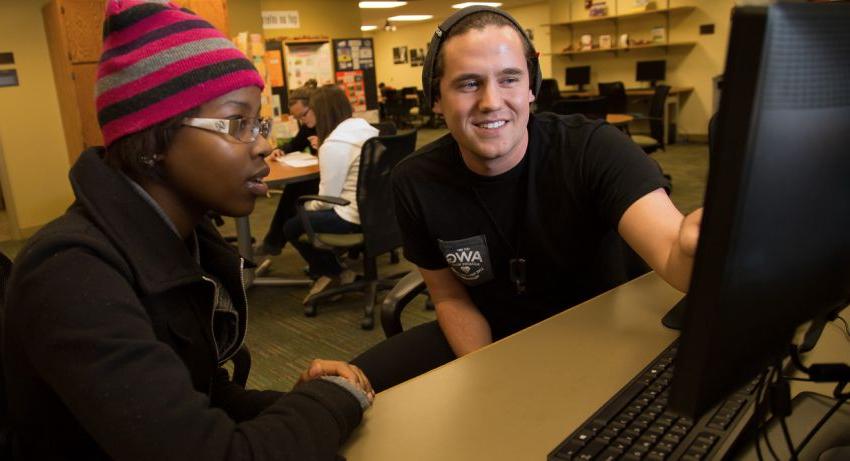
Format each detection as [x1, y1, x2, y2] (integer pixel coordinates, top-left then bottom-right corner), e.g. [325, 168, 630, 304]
[305, 117, 379, 225]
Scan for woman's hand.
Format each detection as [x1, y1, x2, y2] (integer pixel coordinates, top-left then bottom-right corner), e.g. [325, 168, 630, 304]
[269, 148, 284, 159]
[308, 135, 319, 151]
[295, 359, 374, 401]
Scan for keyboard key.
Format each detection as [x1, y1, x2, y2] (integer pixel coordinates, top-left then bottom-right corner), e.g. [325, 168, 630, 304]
[577, 440, 607, 460]
[592, 381, 648, 426]
[555, 442, 583, 460]
[646, 451, 668, 461]
[598, 447, 624, 461]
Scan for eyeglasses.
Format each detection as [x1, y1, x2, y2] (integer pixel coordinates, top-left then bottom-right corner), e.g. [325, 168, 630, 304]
[293, 107, 311, 122]
[182, 117, 272, 143]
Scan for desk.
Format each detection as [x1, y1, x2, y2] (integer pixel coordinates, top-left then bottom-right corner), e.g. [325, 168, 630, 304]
[607, 113, 633, 126]
[561, 87, 693, 144]
[236, 159, 319, 287]
[340, 273, 848, 461]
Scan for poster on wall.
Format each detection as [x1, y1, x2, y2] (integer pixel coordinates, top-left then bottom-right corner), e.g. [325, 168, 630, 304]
[284, 41, 334, 89]
[334, 39, 375, 71]
[336, 70, 367, 112]
[393, 46, 408, 64]
[262, 10, 300, 29]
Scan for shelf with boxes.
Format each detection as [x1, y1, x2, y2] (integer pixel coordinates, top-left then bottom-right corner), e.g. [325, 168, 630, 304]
[545, 2, 696, 60]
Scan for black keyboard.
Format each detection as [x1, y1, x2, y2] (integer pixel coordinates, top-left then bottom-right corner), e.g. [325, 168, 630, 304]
[548, 341, 760, 460]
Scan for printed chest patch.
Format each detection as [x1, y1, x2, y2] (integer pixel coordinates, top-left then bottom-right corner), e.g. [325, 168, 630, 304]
[438, 235, 494, 286]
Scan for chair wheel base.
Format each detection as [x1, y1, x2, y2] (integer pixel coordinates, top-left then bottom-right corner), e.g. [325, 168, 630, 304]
[304, 304, 317, 317]
[360, 316, 374, 330]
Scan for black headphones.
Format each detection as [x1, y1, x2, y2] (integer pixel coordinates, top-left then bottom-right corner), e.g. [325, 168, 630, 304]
[421, 5, 542, 108]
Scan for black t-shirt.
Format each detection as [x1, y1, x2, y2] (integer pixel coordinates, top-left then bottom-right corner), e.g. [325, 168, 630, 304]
[391, 113, 668, 339]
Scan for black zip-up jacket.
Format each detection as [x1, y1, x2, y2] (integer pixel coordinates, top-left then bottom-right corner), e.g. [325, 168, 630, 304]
[2, 149, 362, 460]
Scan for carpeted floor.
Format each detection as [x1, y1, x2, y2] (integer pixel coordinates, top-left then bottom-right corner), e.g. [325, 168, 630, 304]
[0, 127, 708, 392]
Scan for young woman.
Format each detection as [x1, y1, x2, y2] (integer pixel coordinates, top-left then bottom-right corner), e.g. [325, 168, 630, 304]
[254, 86, 320, 259]
[2, 2, 372, 459]
[283, 86, 379, 302]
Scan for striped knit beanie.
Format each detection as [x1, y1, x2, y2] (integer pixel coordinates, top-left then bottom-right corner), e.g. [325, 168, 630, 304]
[96, 0, 264, 146]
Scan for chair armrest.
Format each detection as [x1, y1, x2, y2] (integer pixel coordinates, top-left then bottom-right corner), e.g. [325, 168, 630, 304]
[296, 195, 351, 206]
[381, 271, 428, 338]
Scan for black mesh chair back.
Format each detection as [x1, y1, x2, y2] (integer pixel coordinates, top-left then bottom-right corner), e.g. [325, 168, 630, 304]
[648, 84, 671, 148]
[551, 96, 608, 120]
[536, 78, 562, 113]
[370, 122, 398, 136]
[356, 130, 418, 258]
[598, 81, 628, 114]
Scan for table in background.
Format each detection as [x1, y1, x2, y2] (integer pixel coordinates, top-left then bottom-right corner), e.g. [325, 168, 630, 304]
[340, 272, 848, 461]
[236, 159, 319, 287]
[561, 87, 694, 144]
[607, 113, 633, 127]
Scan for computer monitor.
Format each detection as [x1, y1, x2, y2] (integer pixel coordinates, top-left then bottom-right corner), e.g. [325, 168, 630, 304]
[565, 66, 590, 92]
[669, 2, 850, 419]
[635, 60, 666, 87]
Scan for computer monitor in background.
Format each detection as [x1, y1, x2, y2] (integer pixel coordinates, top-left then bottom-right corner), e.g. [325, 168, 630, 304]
[670, 2, 850, 419]
[635, 60, 666, 87]
[565, 65, 590, 92]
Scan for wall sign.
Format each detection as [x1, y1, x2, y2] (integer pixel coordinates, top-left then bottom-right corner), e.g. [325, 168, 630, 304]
[0, 52, 14, 65]
[262, 10, 300, 29]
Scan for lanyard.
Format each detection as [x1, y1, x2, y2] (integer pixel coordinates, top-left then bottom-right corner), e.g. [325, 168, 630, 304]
[469, 159, 530, 295]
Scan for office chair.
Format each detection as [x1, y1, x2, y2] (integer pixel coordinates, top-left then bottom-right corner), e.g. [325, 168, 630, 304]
[597, 81, 628, 114]
[296, 130, 418, 330]
[535, 78, 562, 113]
[370, 121, 397, 136]
[630, 84, 671, 154]
[551, 96, 608, 120]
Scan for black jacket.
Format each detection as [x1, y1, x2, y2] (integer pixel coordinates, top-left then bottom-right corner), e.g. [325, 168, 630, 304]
[2, 149, 362, 460]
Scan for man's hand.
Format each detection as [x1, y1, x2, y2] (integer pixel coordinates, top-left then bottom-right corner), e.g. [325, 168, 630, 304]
[295, 359, 374, 401]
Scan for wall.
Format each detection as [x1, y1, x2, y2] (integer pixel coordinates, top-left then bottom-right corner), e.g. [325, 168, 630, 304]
[259, 0, 361, 40]
[370, 1, 553, 91]
[0, 1, 74, 239]
[548, 0, 735, 138]
[229, 0, 264, 35]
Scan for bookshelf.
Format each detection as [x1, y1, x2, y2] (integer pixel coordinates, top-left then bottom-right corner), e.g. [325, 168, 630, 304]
[548, 3, 697, 61]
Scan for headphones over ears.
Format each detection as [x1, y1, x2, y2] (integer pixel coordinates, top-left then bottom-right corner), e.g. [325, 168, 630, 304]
[421, 5, 543, 109]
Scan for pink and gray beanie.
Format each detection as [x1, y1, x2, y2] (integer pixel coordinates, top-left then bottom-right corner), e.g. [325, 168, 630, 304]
[96, 0, 264, 146]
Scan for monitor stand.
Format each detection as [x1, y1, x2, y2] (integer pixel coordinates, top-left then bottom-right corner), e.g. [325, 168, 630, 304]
[661, 296, 687, 330]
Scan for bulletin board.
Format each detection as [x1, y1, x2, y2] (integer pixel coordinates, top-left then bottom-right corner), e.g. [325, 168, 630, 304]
[283, 40, 334, 89]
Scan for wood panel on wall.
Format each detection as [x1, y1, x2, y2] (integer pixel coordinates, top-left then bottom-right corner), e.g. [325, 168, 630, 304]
[43, 0, 230, 164]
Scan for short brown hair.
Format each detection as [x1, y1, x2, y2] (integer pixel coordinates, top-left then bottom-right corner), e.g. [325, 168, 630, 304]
[309, 85, 353, 142]
[104, 106, 199, 181]
[430, 12, 535, 103]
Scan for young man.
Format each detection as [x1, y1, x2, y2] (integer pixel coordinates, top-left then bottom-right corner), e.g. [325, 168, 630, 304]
[352, 7, 701, 392]
[254, 86, 321, 258]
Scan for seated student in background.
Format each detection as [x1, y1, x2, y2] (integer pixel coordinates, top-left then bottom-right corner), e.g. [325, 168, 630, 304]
[352, 6, 701, 392]
[284, 86, 379, 303]
[2, 2, 372, 459]
[254, 86, 320, 260]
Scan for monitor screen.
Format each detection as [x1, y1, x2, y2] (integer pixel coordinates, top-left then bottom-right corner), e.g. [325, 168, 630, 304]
[565, 66, 590, 87]
[635, 60, 666, 83]
[669, 3, 850, 419]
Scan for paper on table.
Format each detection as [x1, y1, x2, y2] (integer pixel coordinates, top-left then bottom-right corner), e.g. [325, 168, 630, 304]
[276, 151, 318, 167]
